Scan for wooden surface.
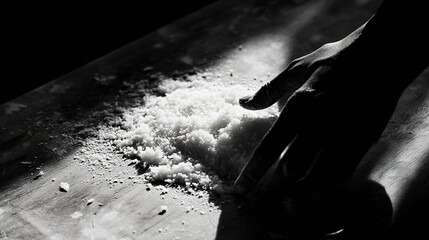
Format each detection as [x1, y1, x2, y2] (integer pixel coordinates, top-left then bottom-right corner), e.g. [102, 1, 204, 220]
[2, 0, 429, 239]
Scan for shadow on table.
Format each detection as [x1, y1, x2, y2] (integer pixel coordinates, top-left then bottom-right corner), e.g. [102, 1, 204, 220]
[214, 179, 392, 240]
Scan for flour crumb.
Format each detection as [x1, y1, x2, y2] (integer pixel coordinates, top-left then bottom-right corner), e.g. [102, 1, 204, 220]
[87, 198, 95, 205]
[70, 211, 83, 219]
[159, 205, 168, 215]
[59, 182, 70, 192]
[33, 170, 44, 180]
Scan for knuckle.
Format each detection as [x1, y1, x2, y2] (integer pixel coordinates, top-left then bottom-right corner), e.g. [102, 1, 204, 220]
[285, 89, 327, 124]
[287, 58, 307, 73]
[289, 89, 318, 105]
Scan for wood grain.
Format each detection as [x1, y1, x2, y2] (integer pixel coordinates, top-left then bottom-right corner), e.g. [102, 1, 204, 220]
[4, 0, 427, 239]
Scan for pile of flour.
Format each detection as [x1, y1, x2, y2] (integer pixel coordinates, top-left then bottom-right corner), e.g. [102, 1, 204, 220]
[90, 71, 278, 191]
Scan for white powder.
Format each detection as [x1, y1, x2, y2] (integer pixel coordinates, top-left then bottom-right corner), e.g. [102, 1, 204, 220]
[73, 70, 279, 194]
[70, 211, 83, 219]
[59, 182, 70, 192]
[103, 76, 278, 190]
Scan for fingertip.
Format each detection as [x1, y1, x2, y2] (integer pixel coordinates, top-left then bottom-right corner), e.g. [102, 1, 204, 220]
[239, 95, 255, 109]
[239, 80, 283, 110]
[239, 95, 251, 104]
[239, 93, 272, 110]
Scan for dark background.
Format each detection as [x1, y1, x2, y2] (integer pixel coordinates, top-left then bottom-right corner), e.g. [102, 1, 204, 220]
[0, 0, 217, 104]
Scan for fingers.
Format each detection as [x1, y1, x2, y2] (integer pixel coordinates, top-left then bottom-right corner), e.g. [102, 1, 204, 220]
[234, 91, 316, 196]
[255, 131, 324, 199]
[233, 105, 297, 195]
[233, 117, 296, 195]
[240, 62, 303, 110]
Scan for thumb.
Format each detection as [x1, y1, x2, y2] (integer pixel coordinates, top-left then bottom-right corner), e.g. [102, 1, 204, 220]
[239, 64, 303, 110]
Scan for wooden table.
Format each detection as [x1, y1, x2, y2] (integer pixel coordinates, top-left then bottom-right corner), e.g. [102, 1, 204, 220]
[2, 0, 428, 239]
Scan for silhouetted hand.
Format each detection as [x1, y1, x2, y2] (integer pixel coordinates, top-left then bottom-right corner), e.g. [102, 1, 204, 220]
[233, 24, 406, 199]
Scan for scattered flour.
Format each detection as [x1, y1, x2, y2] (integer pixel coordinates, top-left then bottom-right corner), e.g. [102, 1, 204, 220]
[78, 70, 278, 193]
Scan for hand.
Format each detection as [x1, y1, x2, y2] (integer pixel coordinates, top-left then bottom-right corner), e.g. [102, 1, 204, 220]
[233, 28, 404, 199]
